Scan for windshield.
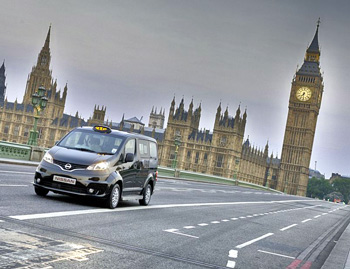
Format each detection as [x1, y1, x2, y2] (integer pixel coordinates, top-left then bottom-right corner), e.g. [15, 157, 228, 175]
[58, 129, 125, 155]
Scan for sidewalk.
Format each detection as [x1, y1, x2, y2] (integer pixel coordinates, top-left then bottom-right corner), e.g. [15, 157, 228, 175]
[321, 220, 350, 269]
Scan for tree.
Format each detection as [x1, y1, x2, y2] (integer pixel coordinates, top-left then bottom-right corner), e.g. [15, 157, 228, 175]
[333, 178, 350, 204]
[307, 177, 333, 199]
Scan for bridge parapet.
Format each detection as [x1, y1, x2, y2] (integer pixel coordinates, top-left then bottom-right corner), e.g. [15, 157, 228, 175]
[0, 141, 46, 162]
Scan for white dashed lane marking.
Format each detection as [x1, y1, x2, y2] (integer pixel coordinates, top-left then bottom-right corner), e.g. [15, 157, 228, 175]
[183, 226, 195, 229]
[280, 224, 298, 231]
[163, 204, 346, 239]
[302, 218, 312, 223]
[226, 260, 236, 268]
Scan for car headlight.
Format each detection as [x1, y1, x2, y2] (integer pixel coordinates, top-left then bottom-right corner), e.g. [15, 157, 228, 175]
[87, 161, 109, 171]
[42, 152, 53, 164]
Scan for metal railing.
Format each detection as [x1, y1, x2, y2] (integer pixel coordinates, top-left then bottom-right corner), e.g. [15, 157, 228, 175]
[0, 141, 31, 161]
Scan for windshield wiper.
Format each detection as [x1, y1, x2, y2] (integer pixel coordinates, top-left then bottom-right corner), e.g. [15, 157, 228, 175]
[98, 152, 114, 155]
[74, 147, 96, 153]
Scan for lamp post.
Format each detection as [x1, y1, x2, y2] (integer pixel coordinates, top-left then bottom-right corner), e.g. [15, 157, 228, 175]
[172, 134, 181, 176]
[28, 86, 48, 146]
[233, 158, 240, 186]
[265, 168, 270, 188]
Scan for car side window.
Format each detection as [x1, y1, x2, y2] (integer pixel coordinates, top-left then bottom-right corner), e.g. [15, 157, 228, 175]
[125, 139, 136, 155]
[150, 142, 157, 158]
[138, 140, 150, 158]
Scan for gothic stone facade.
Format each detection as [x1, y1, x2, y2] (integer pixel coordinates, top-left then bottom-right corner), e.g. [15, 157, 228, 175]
[157, 98, 280, 188]
[0, 27, 106, 148]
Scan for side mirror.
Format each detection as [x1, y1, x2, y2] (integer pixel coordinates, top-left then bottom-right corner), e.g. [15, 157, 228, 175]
[125, 153, 134, 163]
[55, 141, 59, 145]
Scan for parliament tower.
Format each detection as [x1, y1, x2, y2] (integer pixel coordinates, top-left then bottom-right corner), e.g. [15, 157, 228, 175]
[277, 21, 324, 196]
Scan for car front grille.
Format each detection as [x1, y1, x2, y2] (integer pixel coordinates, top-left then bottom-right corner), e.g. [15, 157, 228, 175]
[53, 159, 89, 170]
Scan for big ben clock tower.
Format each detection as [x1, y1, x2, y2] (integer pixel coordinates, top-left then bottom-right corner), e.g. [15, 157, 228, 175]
[277, 20, 323, 196]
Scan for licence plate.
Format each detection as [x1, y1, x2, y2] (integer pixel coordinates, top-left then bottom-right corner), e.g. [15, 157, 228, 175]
[53, 175, 76, 185]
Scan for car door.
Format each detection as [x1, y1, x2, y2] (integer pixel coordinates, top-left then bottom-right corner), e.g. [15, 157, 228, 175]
[136, 139, 150, 188]
[117, 138, 139, 193]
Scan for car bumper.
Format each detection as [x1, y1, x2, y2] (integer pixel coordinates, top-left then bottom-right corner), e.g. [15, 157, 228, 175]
[34, 161, 112, 198]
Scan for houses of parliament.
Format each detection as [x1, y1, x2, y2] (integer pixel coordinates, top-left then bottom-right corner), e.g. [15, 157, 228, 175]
[0, 23, 324, 196]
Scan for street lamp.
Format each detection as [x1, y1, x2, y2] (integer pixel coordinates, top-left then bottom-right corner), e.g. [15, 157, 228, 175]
[172, 134, 181, 176]
[265, 168, 270, 188]
[233, 158, 240, 186]
[28, 86, 48, 146]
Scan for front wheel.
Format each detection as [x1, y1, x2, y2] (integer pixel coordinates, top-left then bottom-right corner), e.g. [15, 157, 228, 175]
[34, 186, 49, 197]
[106, 184, 120, 209]
[139, 184, 152, 206]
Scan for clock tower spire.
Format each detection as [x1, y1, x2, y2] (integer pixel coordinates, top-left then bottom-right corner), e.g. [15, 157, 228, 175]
[277, 20, 324, 196]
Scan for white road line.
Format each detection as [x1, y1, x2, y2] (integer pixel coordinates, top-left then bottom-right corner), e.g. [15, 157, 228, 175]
[164, 229, 199, 239]
[302, 219, 312, 223]
[0, 170, 33, 175]
[314, 215, 321, 218]
[222, 219, 230, 222]
[229, 249, 238, 258]
[211, 221, 220, 224]
[9, 199, 319, 220]
[0, 220, 4, 222]
[231, 218, 238, 220]
[183, 226, 195, 229]
[0, 184, 28, 187]
[226, 260, 236, 268]
[198, 223, 208, 226]
[247, 215, 253, 218]
[239, 217, 246, 219]
[258, 250, 295, 259]
[280, 224, 298, 231]
[236, 233, 274, 249]
[322, 213, 328, 215]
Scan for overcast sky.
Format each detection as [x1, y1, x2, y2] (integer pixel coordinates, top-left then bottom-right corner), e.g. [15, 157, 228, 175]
[1, 0, 349, 178]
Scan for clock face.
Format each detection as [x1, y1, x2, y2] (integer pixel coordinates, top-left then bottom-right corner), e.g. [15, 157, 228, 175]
[296, 87, 312, 101]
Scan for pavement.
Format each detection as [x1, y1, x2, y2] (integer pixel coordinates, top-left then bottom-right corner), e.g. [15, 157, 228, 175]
[1, 157, 350, 268]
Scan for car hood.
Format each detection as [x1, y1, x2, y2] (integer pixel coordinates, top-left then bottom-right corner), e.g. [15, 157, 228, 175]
[49, 146, 113, 165]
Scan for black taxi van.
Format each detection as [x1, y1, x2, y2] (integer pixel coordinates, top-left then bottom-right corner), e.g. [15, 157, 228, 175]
[33, 125, 158, 209]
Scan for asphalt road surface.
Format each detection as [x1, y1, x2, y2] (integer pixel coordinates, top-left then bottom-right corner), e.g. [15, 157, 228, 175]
[0, 163, 349, 269]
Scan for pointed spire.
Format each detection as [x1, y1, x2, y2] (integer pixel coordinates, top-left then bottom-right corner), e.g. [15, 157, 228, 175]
[0, 60, 5, 73]
[264, 140, 269, 158]
[307, 18, 320, 53]
[235, 104, 241, 118]
[217, 102, 222, 114]
[224, 106, 228, 118]
[151, 106, 154, 114]
[44, 25, 51, 49]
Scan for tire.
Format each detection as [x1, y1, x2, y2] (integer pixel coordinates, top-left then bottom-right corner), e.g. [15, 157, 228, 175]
[106, 184, 120, 209]
[139, 184, 152, 206]
[34, 186, 49, 197]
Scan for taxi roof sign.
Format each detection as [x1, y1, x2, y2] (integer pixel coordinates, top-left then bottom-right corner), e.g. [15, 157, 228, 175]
[93, 125, 112, 133]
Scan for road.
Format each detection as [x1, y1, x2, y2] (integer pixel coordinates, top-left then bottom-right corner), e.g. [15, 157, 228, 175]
[0, 163, 349, 268]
